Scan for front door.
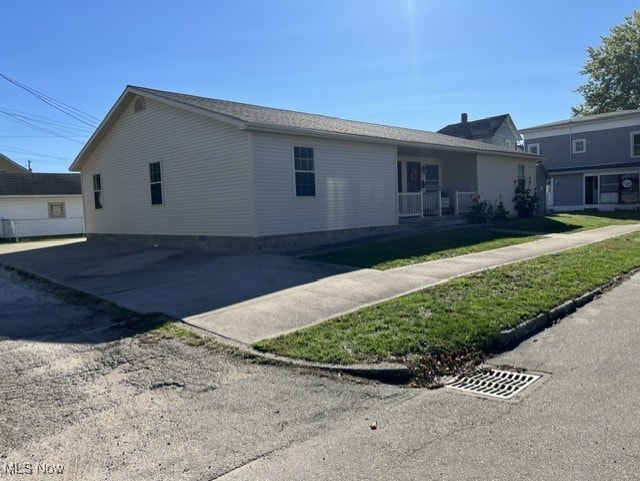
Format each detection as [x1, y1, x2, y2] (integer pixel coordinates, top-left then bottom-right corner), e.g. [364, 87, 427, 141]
[422, 164, 440, 215]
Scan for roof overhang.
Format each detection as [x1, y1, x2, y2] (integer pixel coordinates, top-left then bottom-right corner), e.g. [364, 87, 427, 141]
[243, 123, 539, 161]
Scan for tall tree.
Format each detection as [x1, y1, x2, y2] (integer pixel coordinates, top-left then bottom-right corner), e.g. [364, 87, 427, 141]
[573, 11, 640, 116]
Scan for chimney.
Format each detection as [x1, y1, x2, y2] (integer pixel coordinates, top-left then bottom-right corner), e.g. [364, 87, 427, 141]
[461, 113, 468, 123]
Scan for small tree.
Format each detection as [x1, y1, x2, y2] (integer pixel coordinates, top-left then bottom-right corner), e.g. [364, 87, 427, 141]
[513, 179, 539, 217]
[466, 195, 494, 223]
[494, 195, 509, 221]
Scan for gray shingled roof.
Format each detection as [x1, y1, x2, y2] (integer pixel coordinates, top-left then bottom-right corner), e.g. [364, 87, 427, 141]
[437, 114, 510, 140]
[520, 110, 640, 133]
[0, 173, 81, 196]
[131, 87, 527, 155]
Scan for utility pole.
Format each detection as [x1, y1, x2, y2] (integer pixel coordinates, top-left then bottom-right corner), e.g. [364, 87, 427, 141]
[27, 159, 32, 172]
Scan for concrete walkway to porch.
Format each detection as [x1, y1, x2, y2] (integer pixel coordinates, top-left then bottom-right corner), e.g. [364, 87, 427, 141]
[1, 223, 639, 345]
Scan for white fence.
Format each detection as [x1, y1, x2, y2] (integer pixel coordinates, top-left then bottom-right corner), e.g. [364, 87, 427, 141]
[398, 193, 423, 217]
[454, 191, 477, 215]
[1, 217, 85, 241]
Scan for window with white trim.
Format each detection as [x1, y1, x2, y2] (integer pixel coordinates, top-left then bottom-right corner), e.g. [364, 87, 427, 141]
[93, 174, 103, 209]
[48, 202, 66, 218]
[517, 164, 525, 191]
[631, 131, 640, 157]
[293, 146, 315, 197]
[572, 138, 586, 153]
[527, 143, 540, 155]
[149, 162, 163, 205]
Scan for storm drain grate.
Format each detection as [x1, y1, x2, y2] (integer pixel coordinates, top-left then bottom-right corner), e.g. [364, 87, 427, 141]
[444, 368, 540, 400]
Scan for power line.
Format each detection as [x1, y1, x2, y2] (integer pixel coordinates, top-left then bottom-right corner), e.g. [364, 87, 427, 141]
[0, 107, 94, 136]
[0, 72, 100, 128]
[0, 111, 86, 144]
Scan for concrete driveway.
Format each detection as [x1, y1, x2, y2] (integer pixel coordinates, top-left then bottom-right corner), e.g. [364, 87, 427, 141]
[1, 223, 639, 344]
[0, 239, 351, 342]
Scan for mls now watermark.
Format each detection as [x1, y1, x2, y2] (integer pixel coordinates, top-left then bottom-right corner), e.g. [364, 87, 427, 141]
[1, 462, 65, 475]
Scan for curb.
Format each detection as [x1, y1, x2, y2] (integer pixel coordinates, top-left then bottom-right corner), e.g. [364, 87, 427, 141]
[493, 268, 640, 351]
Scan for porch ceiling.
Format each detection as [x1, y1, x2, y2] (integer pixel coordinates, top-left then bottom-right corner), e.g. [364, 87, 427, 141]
[397, 145, 476, 161]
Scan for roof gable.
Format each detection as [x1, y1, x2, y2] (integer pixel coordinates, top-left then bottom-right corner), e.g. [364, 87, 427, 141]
[437, 114, 512, 140]
[0, 173, 81, 196]
[0, 153, 29, 173]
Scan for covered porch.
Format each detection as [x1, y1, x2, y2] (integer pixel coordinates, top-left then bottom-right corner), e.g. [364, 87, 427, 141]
[396, 146, 478, 219]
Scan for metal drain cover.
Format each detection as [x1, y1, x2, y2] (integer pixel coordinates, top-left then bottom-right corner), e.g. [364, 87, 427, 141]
[444, 368, 540, 399]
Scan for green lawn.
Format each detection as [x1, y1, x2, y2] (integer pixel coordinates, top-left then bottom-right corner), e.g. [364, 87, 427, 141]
[255, 232, 640, 365]
[305, 228, 538, 270]
[494, 210, 640, 233]
[305, 211, 640, 270]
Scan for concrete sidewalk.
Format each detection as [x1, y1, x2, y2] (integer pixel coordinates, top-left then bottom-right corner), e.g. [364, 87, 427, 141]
[189, 223, 640, 342]
[1, 223, 639, 345]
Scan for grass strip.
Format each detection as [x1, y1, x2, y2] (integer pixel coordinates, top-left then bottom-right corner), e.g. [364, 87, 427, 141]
[494, 211, 640, 234]
[305, 228, 538, 270]
[255, 232, 640, 365]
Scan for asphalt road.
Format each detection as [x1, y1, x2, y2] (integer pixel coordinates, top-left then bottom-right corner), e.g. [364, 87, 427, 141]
[1, 266, 639, 480]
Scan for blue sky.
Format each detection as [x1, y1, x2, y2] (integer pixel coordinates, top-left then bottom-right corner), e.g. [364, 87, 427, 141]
[2, 0, 639, 173]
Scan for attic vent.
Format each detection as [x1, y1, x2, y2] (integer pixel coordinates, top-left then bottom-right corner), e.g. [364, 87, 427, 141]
[134, 96, 146, 113]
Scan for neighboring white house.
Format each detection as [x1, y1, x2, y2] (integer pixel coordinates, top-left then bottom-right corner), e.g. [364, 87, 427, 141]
[69, 86, 539, 250]
[0, 173, 84, 239]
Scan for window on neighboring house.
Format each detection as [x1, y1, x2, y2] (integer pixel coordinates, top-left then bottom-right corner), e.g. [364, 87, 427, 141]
[149, 162, 163, 205]
[572, 138, 586, 153]
[517, 164, 525, 191]
[93, 174, 103, 209]
[631, 131, 640, 157]
[48, 202, 66, 218]
[527, 143, 540, 155]
[293, 146, 316, 197]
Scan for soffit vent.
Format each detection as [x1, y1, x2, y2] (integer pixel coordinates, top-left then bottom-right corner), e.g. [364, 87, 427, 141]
[134, 96, 146, 113]
[444, 368, 540, 400]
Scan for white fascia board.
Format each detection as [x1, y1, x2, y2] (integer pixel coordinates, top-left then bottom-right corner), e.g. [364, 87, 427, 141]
[0, 194, 83, 199]
[521, 116, 640, 139]
[69, 87, 133, 172]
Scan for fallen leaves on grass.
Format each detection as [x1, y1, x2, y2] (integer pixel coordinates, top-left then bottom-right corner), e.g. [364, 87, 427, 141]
[407, 349, 485, 388]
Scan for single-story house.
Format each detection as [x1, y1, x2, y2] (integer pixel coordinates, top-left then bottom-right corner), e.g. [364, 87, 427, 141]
[520, 110, 640, 211]
[0, 173, 84, 239]
[0, 153, 29, 173]
[70, 86, 539, 250]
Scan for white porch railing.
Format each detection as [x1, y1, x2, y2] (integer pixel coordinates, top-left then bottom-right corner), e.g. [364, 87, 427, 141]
[398, 193, 422, 217]
[423, 192, 441, 216]
[455, 191, 477, 215]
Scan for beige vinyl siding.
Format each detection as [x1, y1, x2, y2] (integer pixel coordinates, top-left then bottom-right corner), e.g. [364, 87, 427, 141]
[477, 154, 536, 214]
[440, 154, 477, 194]
[81, 97, 253, 237]
[252, 132, 397, 236]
